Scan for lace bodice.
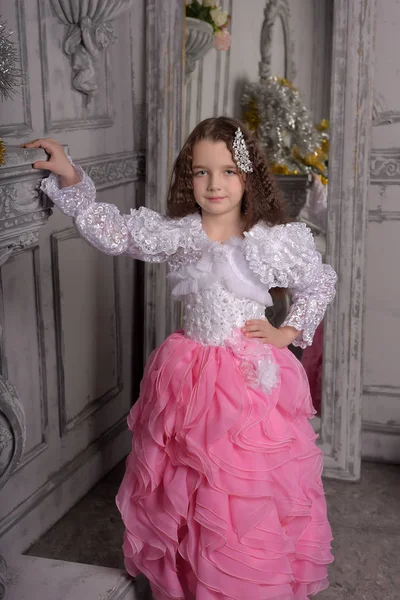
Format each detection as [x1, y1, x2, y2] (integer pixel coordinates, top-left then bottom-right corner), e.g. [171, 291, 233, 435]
[168, 239, 273, 345]
[41, 166, 337, 348]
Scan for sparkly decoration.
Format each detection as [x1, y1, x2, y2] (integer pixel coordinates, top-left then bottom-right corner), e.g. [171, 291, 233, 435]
[0, 17, 21, 102]
[241, 77, 329, 182]
[0, 138, 5, 166]
[232, 127, 253, 173]
[243, 221, 337, 348]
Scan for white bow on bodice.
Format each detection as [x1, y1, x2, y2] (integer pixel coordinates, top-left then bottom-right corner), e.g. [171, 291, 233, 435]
[168, 237, 273, 308]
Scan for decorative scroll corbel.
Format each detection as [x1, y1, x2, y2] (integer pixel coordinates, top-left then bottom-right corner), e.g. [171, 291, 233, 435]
[49, 0, 134, 99]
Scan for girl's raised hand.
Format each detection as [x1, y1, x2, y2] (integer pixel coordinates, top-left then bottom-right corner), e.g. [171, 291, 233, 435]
[21, 138, 81, 187]
[242, 319, 299, 349]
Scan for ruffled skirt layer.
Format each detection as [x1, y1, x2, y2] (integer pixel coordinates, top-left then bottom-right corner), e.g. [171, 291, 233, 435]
[116, 332, 333, 599]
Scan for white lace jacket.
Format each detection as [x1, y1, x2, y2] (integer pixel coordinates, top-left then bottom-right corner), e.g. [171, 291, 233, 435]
[41, 166, 337, 348]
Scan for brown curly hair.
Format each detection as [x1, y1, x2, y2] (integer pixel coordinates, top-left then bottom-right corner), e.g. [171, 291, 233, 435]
[167, 116, 288, 229]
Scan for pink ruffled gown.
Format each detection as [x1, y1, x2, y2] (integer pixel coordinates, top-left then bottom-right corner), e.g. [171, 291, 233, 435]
[42, 166, 337, 600]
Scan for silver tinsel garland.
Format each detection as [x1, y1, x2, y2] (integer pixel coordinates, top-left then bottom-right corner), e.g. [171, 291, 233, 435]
[241, 77, 322, 171]
[0, 17, 20, 101]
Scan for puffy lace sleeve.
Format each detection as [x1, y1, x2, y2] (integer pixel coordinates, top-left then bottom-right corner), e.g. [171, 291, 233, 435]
[40, 164, 193, 262]
[244, 222, 337, 348]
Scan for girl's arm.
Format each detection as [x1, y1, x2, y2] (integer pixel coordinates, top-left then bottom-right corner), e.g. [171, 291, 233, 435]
[23, 139, 186, 262]
[280, 225, 337, 349]
[244, 221, 337, 349]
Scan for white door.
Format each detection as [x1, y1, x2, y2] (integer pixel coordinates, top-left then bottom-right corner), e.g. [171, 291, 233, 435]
[0, 0, 146, 554]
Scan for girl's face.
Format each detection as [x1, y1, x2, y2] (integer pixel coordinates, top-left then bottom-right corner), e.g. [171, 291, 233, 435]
[191, 140, 245, 218]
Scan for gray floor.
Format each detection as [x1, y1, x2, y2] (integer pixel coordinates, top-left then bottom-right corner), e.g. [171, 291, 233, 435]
[27, 460, 400, 599]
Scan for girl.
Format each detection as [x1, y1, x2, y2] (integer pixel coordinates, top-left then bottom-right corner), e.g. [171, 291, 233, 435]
[24, 116, 336, 600]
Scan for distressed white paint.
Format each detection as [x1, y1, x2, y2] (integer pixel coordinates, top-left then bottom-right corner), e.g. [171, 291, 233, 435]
[144, 0, 184, 356]
[321, 0, 376, 480]
[362, 0, 400, 462]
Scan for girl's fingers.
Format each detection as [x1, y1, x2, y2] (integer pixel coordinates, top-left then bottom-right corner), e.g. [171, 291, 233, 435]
[244, 321, 269, 331]
[246, 319, 271, 327]
[32, 160, 51, 171]
[21, 139, 43, 148]
[245, 330, 265, 338]
[21, 138, 57, 152]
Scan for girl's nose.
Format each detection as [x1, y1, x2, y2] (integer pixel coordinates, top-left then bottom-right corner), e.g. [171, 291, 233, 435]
[207, 176, 221, 191]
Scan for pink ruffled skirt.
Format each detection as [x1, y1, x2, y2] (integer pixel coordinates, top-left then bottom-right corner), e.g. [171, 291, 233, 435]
[116, 332, 333, 600]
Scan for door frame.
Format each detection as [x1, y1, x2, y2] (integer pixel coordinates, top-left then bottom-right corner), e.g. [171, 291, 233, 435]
[320, 0, 376, 480]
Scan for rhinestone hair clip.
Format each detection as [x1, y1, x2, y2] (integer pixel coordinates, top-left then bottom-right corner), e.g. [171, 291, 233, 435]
[232, 127, 253, 173]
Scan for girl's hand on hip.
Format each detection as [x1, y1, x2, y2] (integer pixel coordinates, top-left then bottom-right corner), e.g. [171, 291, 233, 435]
[21, 138, 81, 187]
[242, 319, 300, 349]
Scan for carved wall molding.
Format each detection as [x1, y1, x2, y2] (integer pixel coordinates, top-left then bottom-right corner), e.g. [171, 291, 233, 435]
[369, 149, 400, 221]
[0, 147, 52, 263]
[37, 1, 114, 132]
[0, 148, 145, 263]
[368, 210, 400, 223]
[259, 0, 296, 82]
[49, 0, 134, 100]
[362, 383, 400, 434]
[78, 151, 145, 189]
[362, 386, 400, 433]
[51, 229, 123, 437]
[370, 149, 400, 183]
[363, 421, 400, 434]
[373, 111, 400, 127]
[372, 91, 400, 126]
[363, 384, 400, 397]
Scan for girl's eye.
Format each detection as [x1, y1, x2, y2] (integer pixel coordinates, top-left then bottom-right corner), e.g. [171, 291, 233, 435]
[226, 169, 237, 175]
[193, 170, 206, 176]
